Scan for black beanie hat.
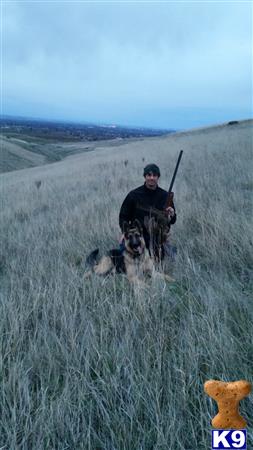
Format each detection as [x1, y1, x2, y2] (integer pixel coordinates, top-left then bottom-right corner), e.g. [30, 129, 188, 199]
[143, 163, 161, 177]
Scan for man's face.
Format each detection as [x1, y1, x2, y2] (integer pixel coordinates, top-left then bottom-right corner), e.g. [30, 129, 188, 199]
[144, 172, 159, 190]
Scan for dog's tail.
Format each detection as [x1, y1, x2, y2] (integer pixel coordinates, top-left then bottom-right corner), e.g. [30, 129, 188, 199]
[83, 248, 99, 279]
[85, 248, 99, 267]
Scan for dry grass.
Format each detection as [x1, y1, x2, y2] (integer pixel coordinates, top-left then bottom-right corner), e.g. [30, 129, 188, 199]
[0, 120, 252, 449]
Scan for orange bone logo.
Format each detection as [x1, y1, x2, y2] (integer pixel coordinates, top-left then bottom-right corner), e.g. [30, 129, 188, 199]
[204, 379, 251, 429]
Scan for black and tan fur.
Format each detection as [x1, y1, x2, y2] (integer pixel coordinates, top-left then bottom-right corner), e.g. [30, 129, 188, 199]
[84, 220, 174, 285]
[84, 220, 154, 284]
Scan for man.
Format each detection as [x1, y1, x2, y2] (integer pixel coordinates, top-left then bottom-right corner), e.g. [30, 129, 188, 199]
[119, 163, 176, 258]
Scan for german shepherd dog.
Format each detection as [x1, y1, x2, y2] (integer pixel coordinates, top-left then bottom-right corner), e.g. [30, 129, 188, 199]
[84, 219, 174, 285]
[85, 220, 154, 285]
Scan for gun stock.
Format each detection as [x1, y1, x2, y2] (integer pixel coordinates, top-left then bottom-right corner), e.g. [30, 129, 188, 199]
[164, 191, 174, 209]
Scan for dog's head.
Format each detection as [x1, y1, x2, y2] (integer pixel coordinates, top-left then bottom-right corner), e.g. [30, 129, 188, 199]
[123, 220, 145, 255]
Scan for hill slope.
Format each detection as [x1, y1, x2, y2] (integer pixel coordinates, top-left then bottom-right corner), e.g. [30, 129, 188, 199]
[0, 120, 252, 449]
[1, 117, 171, 174]
[0, 134, 134, 173]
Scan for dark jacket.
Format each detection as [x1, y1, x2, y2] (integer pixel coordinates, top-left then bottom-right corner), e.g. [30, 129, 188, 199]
[119, 184, 176, 246]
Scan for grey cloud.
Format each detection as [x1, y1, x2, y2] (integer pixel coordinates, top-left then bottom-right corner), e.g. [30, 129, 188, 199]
[3, 1, 252, 128]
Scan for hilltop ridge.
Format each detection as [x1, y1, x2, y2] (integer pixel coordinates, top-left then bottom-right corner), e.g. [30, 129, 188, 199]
[0, 116, 172, 174]
[1, 118, 251, 176]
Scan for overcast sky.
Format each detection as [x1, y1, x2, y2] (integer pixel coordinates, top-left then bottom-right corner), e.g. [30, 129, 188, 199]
[2, 1, 252, 129]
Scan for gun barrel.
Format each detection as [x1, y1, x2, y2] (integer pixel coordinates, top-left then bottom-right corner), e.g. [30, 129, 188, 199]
[168, 150, 183, 194]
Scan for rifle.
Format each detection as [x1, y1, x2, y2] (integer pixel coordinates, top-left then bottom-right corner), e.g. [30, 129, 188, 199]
[164, 149, 183, 209]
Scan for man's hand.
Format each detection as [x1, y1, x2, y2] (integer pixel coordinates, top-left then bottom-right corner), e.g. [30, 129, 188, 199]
[165, 206, 175, 219]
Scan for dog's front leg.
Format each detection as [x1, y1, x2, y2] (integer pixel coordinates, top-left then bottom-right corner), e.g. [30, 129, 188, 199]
[143, 256, 155, 278]
[126, 264, 147, 288]
[84, 270, 92, 279]
[163, 273, 175, 282]
[154, 271, 175, 283]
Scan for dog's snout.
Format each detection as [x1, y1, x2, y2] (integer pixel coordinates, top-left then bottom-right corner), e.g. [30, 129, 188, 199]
[130, 235, 141, 248]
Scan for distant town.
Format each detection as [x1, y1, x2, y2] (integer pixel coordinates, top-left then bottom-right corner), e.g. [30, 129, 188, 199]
[1, 116, 174, 142]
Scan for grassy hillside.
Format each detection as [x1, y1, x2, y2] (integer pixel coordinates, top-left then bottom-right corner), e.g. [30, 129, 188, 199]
[0, 120, 252, 449]
[1, 118, 170, 174]
[0, 134, 135, 174]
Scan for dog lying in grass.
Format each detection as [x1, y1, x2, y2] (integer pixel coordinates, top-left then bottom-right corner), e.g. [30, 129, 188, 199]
[84, 219, 174, 286]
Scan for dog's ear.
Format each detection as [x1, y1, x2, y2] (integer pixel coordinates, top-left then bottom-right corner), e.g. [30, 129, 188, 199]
[122, 221, 129, 236]
[133, 219, 143, 234]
